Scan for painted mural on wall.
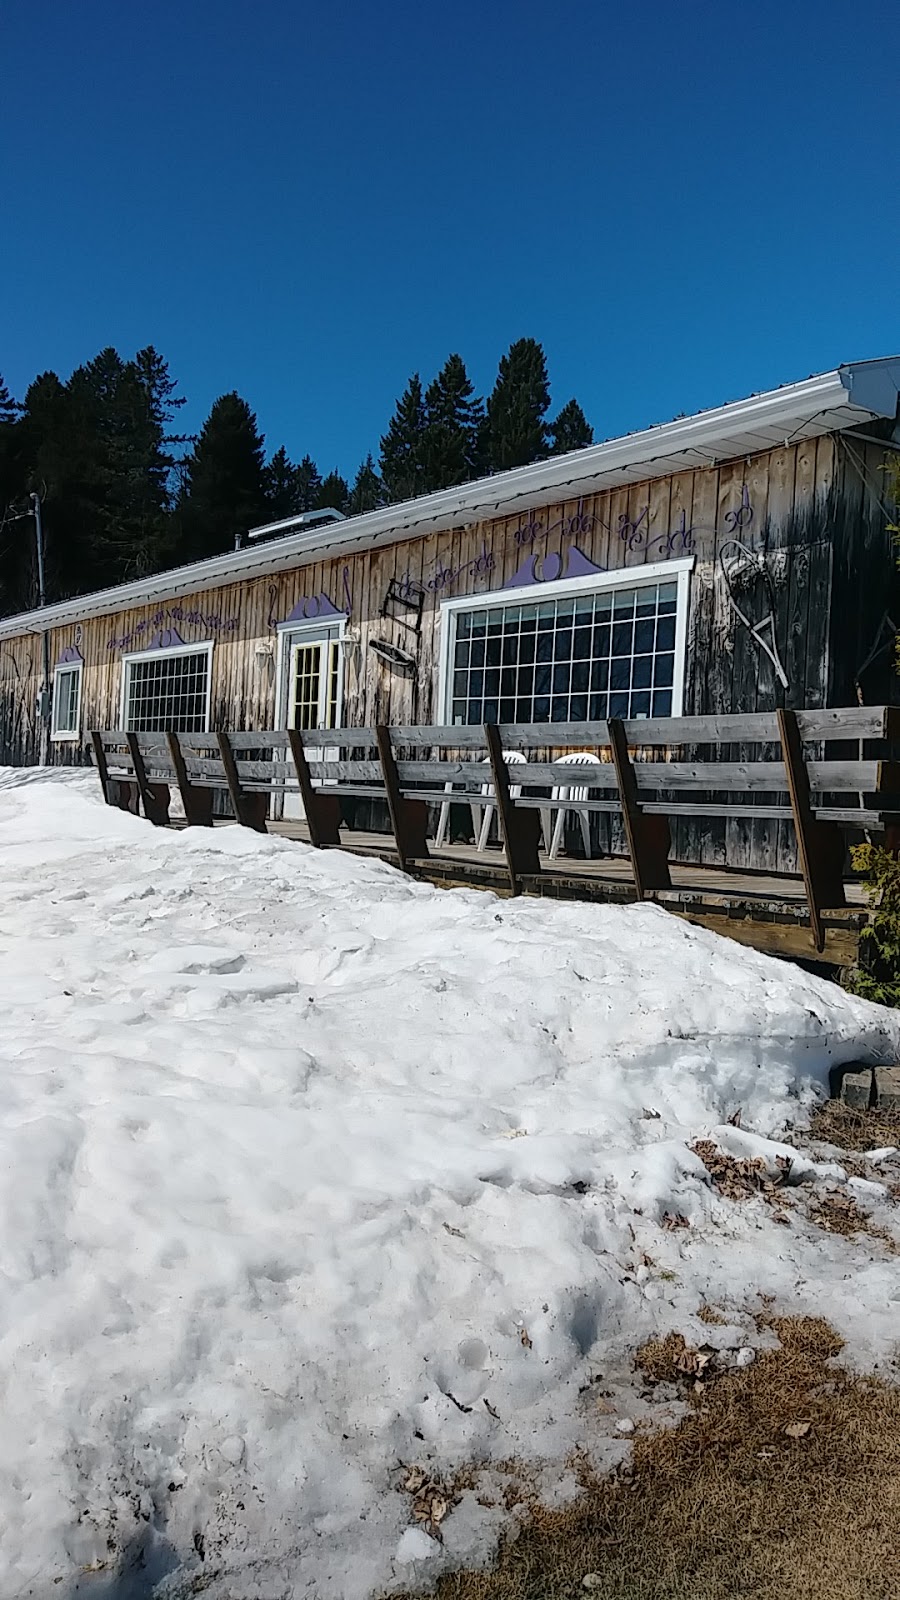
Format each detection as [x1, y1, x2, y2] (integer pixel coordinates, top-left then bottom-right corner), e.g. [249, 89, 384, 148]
[106, 604, 240, 654]
[92, 484, 758, 656]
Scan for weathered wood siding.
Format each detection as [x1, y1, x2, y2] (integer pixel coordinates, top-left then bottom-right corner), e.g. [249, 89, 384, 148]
[1, 433, 896, 870]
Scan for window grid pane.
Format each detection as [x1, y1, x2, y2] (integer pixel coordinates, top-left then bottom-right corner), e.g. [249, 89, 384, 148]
[125, 649, 210, 732]
[450, 582, 677, 725]
[53, 666, 81, 734]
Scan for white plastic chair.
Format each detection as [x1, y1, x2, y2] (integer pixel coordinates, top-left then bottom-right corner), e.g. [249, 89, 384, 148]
[476, 751, 525, 853]
[435, 751, 526, 852]
[548, 752, 603, 860]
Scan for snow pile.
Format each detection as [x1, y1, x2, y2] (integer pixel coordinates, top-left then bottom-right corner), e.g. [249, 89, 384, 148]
[0, 766, 898, 1599]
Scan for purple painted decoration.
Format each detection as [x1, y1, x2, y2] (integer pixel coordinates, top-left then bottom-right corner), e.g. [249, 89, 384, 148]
[283, 592, 344, 624]
[106, 606, 239, 652]
[56, 644, 84, 666]
[146, 627, 187, 651]
[503, 545, 606, 590]
[724, 484, 753, 533]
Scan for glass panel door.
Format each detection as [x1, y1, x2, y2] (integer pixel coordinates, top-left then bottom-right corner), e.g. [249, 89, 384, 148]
[280, 628, 343, 819]
[288, 638, 340, 731]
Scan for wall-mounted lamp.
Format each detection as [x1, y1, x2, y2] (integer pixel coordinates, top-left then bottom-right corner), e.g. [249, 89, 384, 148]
[254, 641, 274, 662]
[340, 628, 360, 663]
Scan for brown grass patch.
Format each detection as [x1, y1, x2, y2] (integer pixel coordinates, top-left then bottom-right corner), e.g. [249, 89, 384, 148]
[696, 1303, 728, 1326]
[391, 1319, 900, 1600]
[808, 1099, 900, 1154]
[635, 1332, 714, 1387]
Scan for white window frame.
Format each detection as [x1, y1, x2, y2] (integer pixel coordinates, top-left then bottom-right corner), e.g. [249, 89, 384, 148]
[51, 660, 84, 741]
[437, 556, 694, 724]
[273, 614, 347, 731]
[119, 640, 214, 731]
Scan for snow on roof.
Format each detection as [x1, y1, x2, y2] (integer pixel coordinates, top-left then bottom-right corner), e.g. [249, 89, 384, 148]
[2, 356, 899, 640]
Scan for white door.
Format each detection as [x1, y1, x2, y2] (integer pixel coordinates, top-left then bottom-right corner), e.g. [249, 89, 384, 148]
[279, 626, 344, 820]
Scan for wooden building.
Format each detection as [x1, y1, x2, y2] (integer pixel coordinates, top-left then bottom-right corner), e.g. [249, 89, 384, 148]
[2, 359, 899, 870]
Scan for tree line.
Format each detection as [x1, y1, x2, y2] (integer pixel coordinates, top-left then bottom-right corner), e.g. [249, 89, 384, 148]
[0, 337, 592, 614]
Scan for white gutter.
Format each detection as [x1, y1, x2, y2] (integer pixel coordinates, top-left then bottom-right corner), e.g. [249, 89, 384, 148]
[1, 358, 896, 642]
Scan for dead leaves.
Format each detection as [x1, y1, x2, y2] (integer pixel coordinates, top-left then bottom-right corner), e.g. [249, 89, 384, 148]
[692, 1140, 792, 1205]
[636, 1332, 719, 1388]
[662, 1212, 690, 1231]
[783, 1419, 812, 1440]
[675, 1347, 712, 1379]
[400, 1466, 458, 1541]
[519, 1326, 533, 1350]
[808, 1190, 869, 1237]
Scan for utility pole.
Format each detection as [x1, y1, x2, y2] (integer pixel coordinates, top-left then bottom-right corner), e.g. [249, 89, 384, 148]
[31, 492, 51, 766]
[3, 494, 52, 764]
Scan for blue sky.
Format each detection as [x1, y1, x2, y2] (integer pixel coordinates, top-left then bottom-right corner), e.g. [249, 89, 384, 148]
[3, 0, 899, 478]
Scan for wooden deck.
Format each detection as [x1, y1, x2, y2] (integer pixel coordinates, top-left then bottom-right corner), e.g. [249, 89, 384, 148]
[260, 820, 867, 968]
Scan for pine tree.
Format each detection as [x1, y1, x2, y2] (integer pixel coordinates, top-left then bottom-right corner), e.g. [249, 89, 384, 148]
[485, 338, 550, 471]
[348, 453, 383, 515]
[295, 454, 322, 512]
[422, 354, 484, 491]
[16, 369, 92, 603]
[0, 375, 18, 428]
[380, 374, 427, 502]
[315, 470, 349, 515]
[64, 347, 173, 584]
[180, 392, 269, 558]
[0, 375, 27, 612]
[549, 398, 594, 455]
[264, 446, 301, 519]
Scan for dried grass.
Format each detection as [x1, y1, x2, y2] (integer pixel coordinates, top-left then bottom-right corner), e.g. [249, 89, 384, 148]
[696, 1303, 728, 1327]
[390, 1318, 900, 1600]
[808, 1099, 900, 1154]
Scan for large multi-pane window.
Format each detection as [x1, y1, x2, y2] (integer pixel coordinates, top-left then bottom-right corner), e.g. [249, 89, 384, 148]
[122, 645, 211, 732]
[442, 567, 689, 726]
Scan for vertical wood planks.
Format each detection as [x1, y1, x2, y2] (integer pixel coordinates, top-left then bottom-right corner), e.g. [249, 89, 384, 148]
[607, 718, 672, 899]
[483, 721, 541, 895]
[777, 707, 846, 951]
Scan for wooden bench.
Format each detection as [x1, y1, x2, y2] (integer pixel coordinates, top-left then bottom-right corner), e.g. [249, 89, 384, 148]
[91, 706, 900, 953]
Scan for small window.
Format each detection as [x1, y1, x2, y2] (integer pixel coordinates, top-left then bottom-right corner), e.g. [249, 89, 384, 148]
[51, 662, 83, 739]
[123, 644, 211, 732]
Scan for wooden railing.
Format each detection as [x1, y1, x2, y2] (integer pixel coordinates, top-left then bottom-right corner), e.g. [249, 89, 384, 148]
[91, 706, 900, 953]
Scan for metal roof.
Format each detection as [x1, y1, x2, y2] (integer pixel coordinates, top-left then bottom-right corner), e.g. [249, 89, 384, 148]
[2, 357, 899, 640]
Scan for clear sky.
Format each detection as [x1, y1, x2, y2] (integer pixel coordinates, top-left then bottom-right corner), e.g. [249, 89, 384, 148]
[3, 0, 899, 478]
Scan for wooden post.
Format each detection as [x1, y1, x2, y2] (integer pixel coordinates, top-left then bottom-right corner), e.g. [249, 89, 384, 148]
[126, 732, 170, 826]
[607, 718, 672, 899]
[376, 725, 430, 873]
[777, 707, 846, 952]
[287, 729, 342, 847]
[167, 731, 213, 827]
[90, 731, 111, 805]
[217, 730, 267, 833]
[483, 722, 541, 896]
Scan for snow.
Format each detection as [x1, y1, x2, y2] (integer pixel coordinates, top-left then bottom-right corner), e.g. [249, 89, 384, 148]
[0, 765, 898, 1598]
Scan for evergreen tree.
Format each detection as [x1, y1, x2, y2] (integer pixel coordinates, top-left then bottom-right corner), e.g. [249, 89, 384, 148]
[422, 354, 484, 492]
[380, 374, 427, 502]
[348, 453, 383, 515]
[64, 346, 173, 584]
[264, 445, 301, 519]
[549, 398, 594, 455]
[0, 375, 28, 612]
[485, 338, 550, 471]
[180, 392, 269, 558]
[16, 369, 90, 603]
[0, 375, 18, 428]
[315, 470, 349, 515]
[295, 454, 322, 512]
